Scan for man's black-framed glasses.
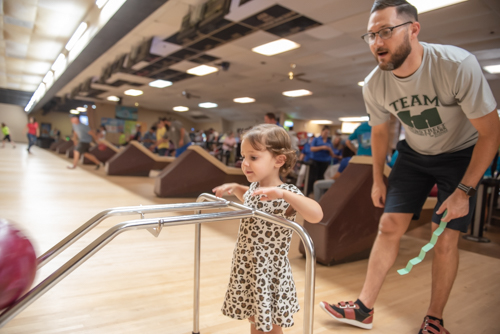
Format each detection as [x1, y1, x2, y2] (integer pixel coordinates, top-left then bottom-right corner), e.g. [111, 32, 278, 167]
[361, 21, 413, 44]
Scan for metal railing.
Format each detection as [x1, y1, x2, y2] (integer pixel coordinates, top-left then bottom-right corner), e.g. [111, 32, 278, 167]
[0, 194, 316, 334]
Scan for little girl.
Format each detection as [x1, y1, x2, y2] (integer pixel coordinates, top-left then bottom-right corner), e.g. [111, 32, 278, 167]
[213, 124, 323, 333]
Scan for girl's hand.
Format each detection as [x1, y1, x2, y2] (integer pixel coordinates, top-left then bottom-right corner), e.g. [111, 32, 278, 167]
[213, 183, 240, 198]
[252, 187, 284, 201]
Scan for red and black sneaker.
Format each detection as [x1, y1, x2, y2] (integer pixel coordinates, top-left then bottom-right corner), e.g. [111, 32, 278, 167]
[319, 301, 374, 329]
[419, 316, 450, 334]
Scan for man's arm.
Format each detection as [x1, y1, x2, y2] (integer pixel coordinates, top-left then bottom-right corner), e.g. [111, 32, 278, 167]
[437, 109, 500, 222]
[179, 127, 185, 147]
[345, 139, 358, 154]
[370, 121, 390, 208]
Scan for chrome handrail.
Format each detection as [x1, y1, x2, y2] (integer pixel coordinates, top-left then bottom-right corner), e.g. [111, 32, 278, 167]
[1, 194, 316, 334]
[37, 199, 228, 268]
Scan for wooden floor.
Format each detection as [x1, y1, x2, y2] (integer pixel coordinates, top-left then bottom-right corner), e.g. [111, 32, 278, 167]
[1, 144, 500, 334]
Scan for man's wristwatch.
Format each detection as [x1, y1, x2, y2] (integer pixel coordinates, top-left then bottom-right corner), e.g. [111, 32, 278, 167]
[457, 183, 477, 197]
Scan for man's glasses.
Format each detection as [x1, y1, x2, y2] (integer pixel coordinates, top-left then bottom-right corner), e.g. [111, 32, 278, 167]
[361, 21, 413, 44]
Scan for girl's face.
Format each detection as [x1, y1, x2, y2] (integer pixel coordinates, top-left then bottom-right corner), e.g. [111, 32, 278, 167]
[240, 139, 284, 185]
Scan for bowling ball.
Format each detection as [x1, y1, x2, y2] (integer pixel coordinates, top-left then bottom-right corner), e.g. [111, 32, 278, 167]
[0, 219, 37, 310]
[98, 143, 107, 151]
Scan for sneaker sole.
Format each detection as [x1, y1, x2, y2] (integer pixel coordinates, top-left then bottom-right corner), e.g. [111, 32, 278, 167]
[319, 302, 373, 330]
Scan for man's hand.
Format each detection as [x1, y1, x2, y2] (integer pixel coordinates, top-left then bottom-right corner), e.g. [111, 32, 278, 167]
[436, 189, 470, 223]
[252, 187, 284, 201]
[179, 139, 184, 147]
[371, 181, 386, 208]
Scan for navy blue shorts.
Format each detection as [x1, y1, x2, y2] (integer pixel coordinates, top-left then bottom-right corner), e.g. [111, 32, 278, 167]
[385, 140, 476, 233]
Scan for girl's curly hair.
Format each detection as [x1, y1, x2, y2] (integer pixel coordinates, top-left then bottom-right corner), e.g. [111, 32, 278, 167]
[242, 124, 297, 175]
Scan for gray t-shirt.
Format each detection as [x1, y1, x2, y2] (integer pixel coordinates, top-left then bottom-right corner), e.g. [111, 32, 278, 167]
[364, 42, 497, 155]
[72, 123, 93, 143]
[164, 120, 191, 149]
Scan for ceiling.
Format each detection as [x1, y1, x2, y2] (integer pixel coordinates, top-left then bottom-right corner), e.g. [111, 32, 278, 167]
[0, 0, 95, 92]
[16, 0, 500, 122]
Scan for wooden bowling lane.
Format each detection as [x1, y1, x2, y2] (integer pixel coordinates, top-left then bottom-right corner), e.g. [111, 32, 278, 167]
[1, 144, 500, 333]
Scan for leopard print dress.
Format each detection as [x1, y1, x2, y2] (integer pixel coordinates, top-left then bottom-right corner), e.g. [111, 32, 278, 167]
[221, 182, 303, 332]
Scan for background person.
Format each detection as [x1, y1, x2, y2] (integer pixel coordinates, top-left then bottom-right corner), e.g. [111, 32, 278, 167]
[25, 117, 39, 153]
[68, 115, 103, 170]
[1, 123, 16, 148]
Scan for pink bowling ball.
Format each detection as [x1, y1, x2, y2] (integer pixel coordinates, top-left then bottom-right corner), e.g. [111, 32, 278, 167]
[0, 219, 37, 310]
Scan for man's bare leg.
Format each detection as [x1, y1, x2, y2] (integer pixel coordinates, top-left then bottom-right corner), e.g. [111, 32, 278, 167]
[83, 152, 102, 167]
[426, 224, 460, 319]
[358, 212, 413, 308]
[68, 150, 80, 169]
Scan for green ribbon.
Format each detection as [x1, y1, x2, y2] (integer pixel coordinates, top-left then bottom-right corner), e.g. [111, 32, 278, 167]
[397, 211, 448, 275]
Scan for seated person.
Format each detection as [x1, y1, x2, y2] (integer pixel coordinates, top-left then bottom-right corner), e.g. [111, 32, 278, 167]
[314, 146, 355, 201]
[142, 125, 157, 151]
[221, 131, 236, 164]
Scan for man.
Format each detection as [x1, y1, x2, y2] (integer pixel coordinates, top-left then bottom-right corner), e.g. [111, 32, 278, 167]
[264, 112, 280, 126]
[320, 1, 499, 333]
[162, 118, 192, 157]
[68, 115, 103, 170]
[346, 121, 372, 156]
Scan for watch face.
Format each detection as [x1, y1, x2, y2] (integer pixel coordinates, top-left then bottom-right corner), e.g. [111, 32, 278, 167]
[468, 187, 477, 197]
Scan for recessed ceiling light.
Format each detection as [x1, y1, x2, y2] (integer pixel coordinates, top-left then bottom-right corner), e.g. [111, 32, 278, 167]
[233, 97, 255, 103]
[252, 39, 300, 56]
[107, 96, 120, 101]
[339, 116, 370, 122]
[149, 79, 172, 88]
[173, 106, 189, 112]
[407, 0, 468, 13]
[124, 89, 143, 96]
[483, 65, 500, 74]
[135, 102, 139, 107]
[77, 107, 87, 112]
[282, 89, 312, 97]
[92, 105, 96, 109]
[95, 0, 109, 9]
[70, 109, 79, 114]
[187, 65, 219, 76]
[358, 81, 365, 87]
[311, 120, 333, 125]
[199, 102, 218, 108]
[65, 22, 88, 51]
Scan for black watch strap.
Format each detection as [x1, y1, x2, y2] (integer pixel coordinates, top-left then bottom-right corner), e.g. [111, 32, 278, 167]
[457, 183, 476, 196]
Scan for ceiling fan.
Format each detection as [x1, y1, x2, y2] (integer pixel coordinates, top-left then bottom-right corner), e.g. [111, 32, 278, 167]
[182, 90, 200, 99]
[283, 63, 311, 83]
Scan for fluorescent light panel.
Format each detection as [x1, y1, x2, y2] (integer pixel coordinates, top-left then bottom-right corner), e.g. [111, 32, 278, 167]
[311, 120, 333, 125]
[173, 106, 189, 112]
[252, 39, 300, 56]
[484, 65, 500, 74]
[199, 102, 217, 108]
[358, 81, 365, 87]
[65, 22, 88, 51]
[96, 0, 109, 9]
[233, 97, 255, 103]
[282, 89, 312, 97]
[124, 89, 143, 96]
[339, 116, 369, 122]
[407, 0, 468, 13]
[70, 109, 79, 114]
[51, 54, 66, 72]
[187, 65, 218, 76]
[77, 107, 87, 112]
[149, 79, 172, 88]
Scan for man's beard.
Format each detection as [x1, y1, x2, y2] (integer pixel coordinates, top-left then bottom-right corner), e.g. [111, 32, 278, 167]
[375, 34, 412, 71]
